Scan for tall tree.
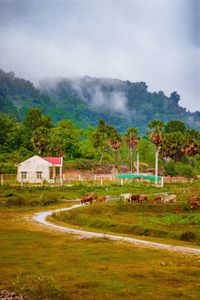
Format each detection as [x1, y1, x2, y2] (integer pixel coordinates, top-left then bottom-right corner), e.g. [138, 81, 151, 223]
[124, 127, 139, 172]
[148, 120, 164, 147]
[170, 91, 180, 106]
[92, 120, 110, 163]
[31, 127, 50, 155]
[107, 125, 122, 172]
[165, 120, 186, 133]
[51, 119, 81, 159]
[147, 120, 164, 183]
[162, 132, 185, 162]
[184, 129, 200, 157]
[24, 108, 53, 131]
[0, 113, 21, 152]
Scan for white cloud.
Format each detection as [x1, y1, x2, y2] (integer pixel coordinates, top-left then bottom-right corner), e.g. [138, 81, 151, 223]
[0, 0, 199, 111]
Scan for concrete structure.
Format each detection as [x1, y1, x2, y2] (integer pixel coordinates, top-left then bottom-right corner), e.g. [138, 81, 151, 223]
[17, 155, 63, 183]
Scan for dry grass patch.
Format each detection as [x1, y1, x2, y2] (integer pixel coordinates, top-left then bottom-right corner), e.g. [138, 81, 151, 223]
[1, 182, 200, 299]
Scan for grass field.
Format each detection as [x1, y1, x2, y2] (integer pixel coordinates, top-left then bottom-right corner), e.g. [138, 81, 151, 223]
[52, 201, 200, 245]
[1, 181, 200, 299]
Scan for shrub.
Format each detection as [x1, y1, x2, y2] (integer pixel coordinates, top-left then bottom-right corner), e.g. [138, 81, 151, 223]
[180, 231, 196, 242]
[175, 163, 196, 179]
[0, 162, 17, 174]
[164, 160, 177, 176]
[14, 273, 66, 300]
[182, 203, 190, 211]
[5, 195, 25, 206]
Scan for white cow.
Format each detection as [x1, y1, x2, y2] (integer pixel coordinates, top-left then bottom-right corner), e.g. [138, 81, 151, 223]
[120, 193, 132, 201]
[163, 194, 176, 204]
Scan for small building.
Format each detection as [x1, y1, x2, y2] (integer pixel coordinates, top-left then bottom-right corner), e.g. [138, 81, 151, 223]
[17, 155, 63, 183]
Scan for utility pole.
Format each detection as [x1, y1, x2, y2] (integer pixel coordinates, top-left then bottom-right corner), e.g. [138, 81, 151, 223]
[136, 152, 139, 175]
[130, 146, 133, 173]
[155, 147, 160, 186]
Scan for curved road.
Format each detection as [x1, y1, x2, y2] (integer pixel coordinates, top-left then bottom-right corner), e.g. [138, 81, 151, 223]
[32, 203, 200, 255]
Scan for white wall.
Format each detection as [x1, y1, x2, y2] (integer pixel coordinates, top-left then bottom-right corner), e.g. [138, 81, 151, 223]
[17, 155, 52, 183]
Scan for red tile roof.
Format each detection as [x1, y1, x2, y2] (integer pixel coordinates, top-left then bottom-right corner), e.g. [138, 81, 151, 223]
[43, 157, 62, 165]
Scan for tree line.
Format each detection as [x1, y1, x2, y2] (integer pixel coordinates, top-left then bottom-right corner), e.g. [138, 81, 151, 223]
[0, 108, 200, 177]
[1, 69, 200, 135]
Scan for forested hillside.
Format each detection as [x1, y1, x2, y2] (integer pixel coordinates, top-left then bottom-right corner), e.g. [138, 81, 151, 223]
[0, 69, 200, 133]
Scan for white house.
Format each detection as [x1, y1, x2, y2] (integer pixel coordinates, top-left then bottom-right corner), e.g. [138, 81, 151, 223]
[17, 155, 63, 183]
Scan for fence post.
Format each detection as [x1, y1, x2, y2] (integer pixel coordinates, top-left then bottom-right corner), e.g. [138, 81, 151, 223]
[21, 178, 23, 187]
[100, 178, 103, 186]
[60, 175, 63, 187]
[78, 175, 83, 182]
[120, 178, 124, 186]
[1, 174, 3, 186]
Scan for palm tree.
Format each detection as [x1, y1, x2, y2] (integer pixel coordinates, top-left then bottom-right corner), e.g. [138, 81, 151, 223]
[162, 132, 185, 162]
[148, 120, 164, 148]
[92, 120, 110, 163]
[124, 128, 139, 173]
[107, 125, 121, 173]
[184, 129, 200, 157]
[147, 120, 164, 185]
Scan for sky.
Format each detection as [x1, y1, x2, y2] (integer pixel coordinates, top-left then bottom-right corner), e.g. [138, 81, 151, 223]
[0, 0, 199, 111]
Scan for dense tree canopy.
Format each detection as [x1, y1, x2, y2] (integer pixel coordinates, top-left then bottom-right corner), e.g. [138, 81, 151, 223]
[0, 69, 200, 134]
[0, 109, 199, 178]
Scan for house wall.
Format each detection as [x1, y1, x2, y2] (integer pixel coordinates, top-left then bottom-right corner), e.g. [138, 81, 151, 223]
[17, 156, 52, 183]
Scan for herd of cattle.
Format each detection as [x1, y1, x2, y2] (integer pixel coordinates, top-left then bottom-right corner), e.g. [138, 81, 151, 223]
[80, 192, 200, 210]
[120, 193, 176, 204]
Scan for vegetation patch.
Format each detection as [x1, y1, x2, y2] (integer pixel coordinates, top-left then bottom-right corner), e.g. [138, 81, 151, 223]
[0, 183, 200, 299]
[52, 199, 200, 245]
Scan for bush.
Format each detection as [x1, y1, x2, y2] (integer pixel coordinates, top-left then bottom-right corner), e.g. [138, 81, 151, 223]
[0, 162, 17, 174]
[14, 273, 66, 300]
[182, 203, 190, 211]
[5, 195, 25, 206]
[175, 163, 196, 179]
[164, 160, 177, 176]
[64, 159, 97, 170]
[180, 231, 196, 242]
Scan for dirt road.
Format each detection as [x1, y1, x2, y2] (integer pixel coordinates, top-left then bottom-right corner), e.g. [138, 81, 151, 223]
[32, 204, 200, 255]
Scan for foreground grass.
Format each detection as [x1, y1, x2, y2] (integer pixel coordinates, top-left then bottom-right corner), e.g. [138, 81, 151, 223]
[0, 179, 199, 207]
[0, 182, 200, 299]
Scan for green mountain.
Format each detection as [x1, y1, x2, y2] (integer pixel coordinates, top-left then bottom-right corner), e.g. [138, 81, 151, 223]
[0, 69, 200, 133]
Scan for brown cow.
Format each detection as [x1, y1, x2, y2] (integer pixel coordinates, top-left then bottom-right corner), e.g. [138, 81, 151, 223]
[138, 195, 148, 203]
[189, 195, 200, 203]
[152, 196, 162, 205]
[188, 195, 200, 210]
[96, 195, 106, 202]
[130, 194, 140, 202]
[80, 193, 97, 205]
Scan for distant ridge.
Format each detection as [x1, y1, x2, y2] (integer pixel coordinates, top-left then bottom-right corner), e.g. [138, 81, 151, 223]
[0, 69, 200, 133]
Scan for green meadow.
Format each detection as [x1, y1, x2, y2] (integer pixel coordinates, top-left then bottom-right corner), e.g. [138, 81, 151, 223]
[1, 181, 200, 299]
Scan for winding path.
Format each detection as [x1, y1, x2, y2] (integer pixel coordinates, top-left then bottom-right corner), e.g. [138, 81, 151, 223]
[32, 204, 200, 255]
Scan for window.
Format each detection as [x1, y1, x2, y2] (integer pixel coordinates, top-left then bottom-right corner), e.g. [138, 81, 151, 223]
[21, 172, 27, 179]
[49, 167, 53, 179]
[37, 172, 43, 179]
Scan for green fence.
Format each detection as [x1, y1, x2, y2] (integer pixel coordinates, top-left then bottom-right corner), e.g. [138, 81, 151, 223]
[116, 174, 161, 182]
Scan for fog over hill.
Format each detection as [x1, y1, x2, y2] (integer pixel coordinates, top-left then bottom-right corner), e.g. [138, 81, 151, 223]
[0, 69, 200, 133]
